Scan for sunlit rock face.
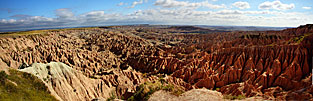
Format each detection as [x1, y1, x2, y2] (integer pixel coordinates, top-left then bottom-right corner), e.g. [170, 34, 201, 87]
[20, 62, 113, 101]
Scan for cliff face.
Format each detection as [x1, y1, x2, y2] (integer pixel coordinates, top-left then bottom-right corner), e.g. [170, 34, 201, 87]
[0, 24, 312, 100]
[20, 62, 112, 101]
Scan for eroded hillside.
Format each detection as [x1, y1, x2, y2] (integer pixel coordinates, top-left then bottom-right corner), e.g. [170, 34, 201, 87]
[0, 24, 312, 100]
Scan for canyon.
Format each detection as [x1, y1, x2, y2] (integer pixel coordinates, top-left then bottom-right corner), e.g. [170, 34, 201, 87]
[0, 24, 312, 100]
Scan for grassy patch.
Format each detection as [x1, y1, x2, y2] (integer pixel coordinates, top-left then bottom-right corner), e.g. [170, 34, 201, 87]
[0, 27, 100, 37]
[49, 27, 100, 32]
[223, 94, 246, 100]
[288, 33, 312, 44]
[0, 69, 57, 100]
[127, 79, 184, 101]
[266, 43, 275, 47]
[0, 30, 49, 37]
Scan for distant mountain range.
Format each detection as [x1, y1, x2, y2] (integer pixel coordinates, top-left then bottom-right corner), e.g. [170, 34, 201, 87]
[195, 25, 292, 31]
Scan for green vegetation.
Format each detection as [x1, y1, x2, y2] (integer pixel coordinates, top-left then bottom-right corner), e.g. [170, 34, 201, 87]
[0, 27, 100, 37]
[288, 33, 312, 44]
[142, 73, 148, 78]
[127, 79, 184, 101]
[89, 75, 99, 79]
[49, 27, 100, 32]
[0, 30, 49, 37]
[106, 92, 117, 101]
[223, 94, 246, 100]
[266, 43, 275, 47]
[0, 71, 8, 84]
[0, 69, 57, 101]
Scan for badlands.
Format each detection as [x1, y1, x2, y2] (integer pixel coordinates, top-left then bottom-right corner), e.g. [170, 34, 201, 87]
[0, 24, 313, 100]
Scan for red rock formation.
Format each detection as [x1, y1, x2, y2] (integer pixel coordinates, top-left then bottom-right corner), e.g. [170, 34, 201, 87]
[0, 24, 312, 100]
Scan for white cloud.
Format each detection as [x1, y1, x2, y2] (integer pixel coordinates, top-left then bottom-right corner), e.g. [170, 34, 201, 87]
[217, 10, 243, 15]
[232, 1, 250, 9]
[1, 6, 313, 32]
[258, 0, 295, 10]
[55, 8, 74, 18]
[28, 16, 54, 22]
[155, 0, 190, 8]
[125, 8, 312, 26]
[215, 10, 284, 15]
[302, 6, 311, 9]
[154, 0, 226, 9]
[129, 0, 144, 8]
[203, 2, 226, 9]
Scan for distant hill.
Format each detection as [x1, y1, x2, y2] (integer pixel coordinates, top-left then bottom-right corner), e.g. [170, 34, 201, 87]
[196, 25, 292, 31]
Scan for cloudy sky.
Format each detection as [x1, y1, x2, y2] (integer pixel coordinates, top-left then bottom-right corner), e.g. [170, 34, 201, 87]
[0, 0, 313, 32]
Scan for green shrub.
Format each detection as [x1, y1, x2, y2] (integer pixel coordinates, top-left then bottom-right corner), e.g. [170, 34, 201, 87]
[288, 33, 312, 44]
[0, 71, 8, 84]
[223, 94, 246, 100]
[0, 69, 57, 100]
[171, 88, 184, 96]
[142, 73, 147, 78]
[127, 96, 135, 101]
[107, 92, 116, 101]
[4, 81, 17, 93]
[162, 84, 174, 91]
[127, 80, 185, 101]
[127, 82, 160, 101]
[158, 77, 167, 84]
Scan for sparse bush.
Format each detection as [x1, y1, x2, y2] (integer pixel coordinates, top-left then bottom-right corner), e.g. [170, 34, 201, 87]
[0, 71, 8, 84]
[162, 84, 184, 96]
[107, 92, 117, 101]
[89, 75, 98, 79]
[158, 77, 167, 84]
[127, 79, 184, 101]
[171, 89, 184, 96]
[127, 82, 161, 101]
[4, 81, 17, 93]
[43, 77, 47, 82]
[288, 33, 312, 44]
[33, 78, 49, 91]
[142, 73, 147, 78]
[162, 84, 174, 91]
[223, 94, 246, 100]
[127, 96, 135, 101]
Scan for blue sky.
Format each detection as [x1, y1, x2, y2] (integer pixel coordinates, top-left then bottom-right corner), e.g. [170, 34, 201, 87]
[0, 0, 313, 32]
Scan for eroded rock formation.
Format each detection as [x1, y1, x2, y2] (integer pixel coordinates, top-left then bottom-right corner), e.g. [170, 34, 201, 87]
[0, 24, 312, 100]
